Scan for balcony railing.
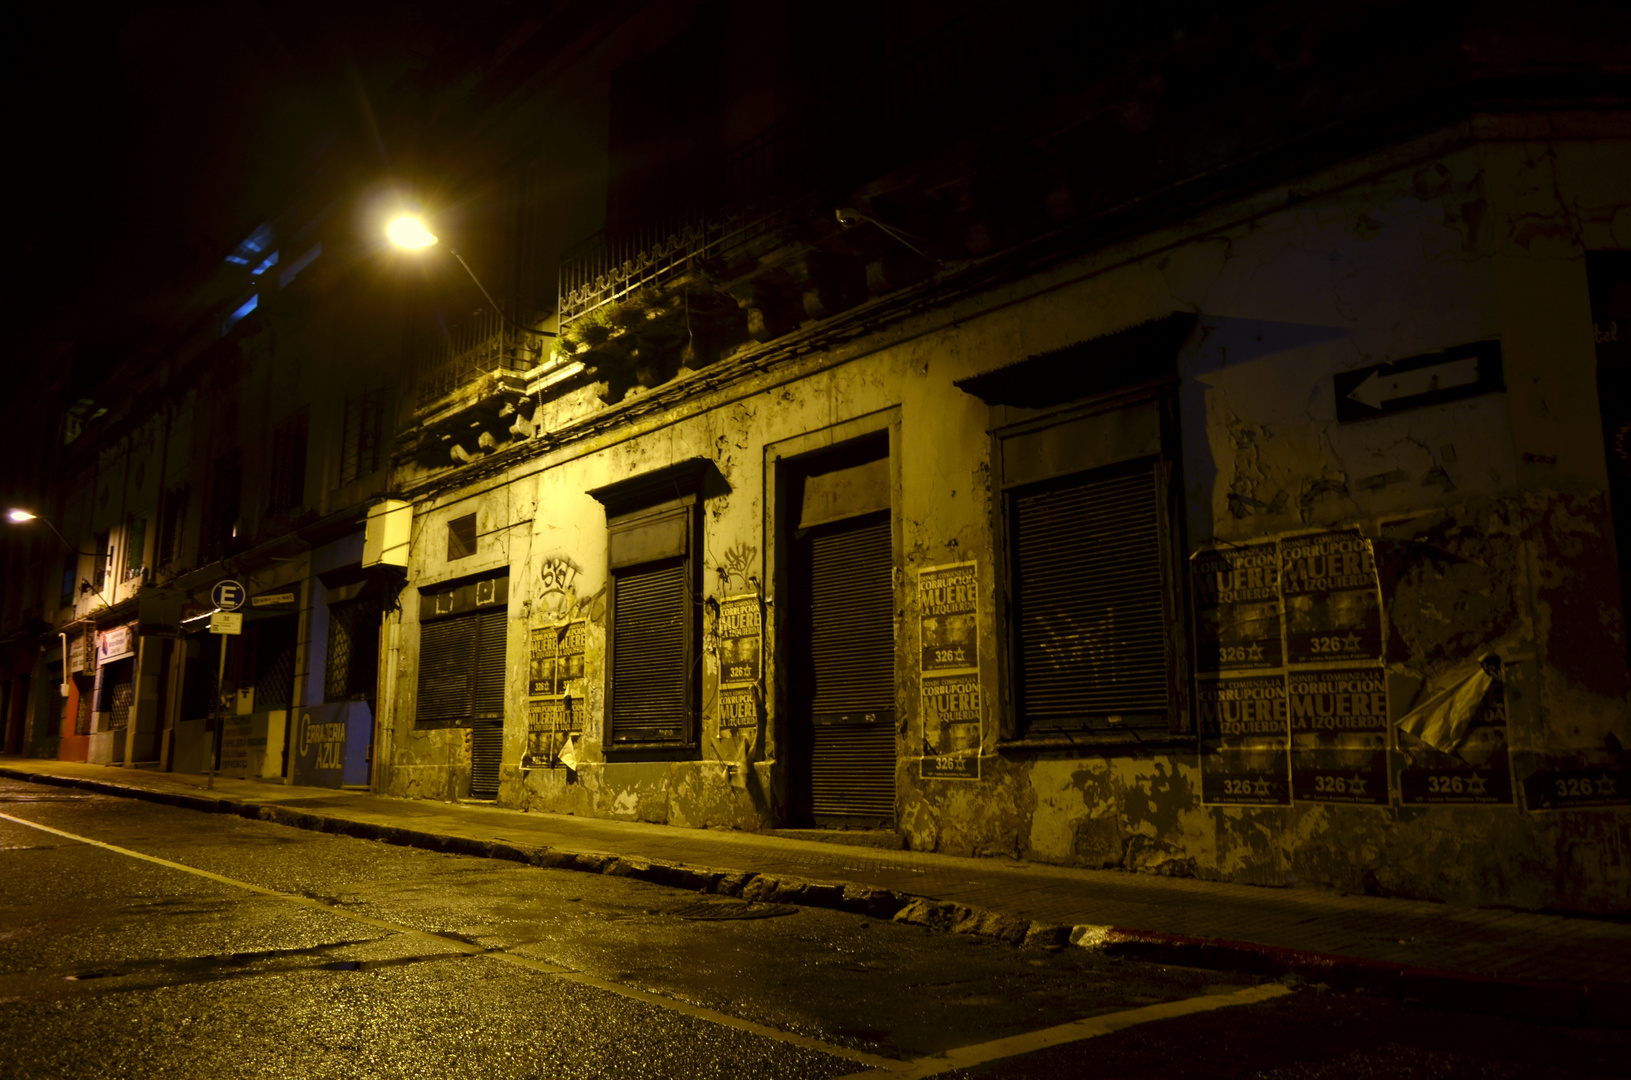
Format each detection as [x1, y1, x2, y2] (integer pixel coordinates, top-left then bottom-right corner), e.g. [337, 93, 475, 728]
[414, 306, 532, 408]
[557, 0, 1112, 326]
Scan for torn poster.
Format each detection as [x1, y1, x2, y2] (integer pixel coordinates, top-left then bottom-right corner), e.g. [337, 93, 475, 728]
[718, 594, 762, 684]
[1288, 666, 1390, 804]
[1397, 657, 1513, 805]
[1280, 531, 1383, 665]
[1198, 673, 1291, 805]
[1191, 541, 1283, 674]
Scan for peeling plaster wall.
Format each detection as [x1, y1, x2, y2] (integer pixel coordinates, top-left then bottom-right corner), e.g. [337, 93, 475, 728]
[382, 120, 1631, 913]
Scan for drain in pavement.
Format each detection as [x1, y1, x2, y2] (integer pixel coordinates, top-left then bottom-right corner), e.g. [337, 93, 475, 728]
[668, 899, 799, 921]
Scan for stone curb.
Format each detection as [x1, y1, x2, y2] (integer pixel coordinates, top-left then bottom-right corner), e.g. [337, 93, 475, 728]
[4, 766, 1625, 1028]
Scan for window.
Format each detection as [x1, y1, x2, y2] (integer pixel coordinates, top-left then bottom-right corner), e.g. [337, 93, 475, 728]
[98, 659, 135, 731]
[589, 459, 709, 749]
[91, 531, 110, 591]
[340, 387, 388, 486]
[415, 575, 508, 725]
[326, 593, 382, 702]
[267, 411, 309, 516]
[253, 616, 299, 711]
[124, 513, 147, 577]
[957, 315, 1196, 742]
[59, 550, 77, 608]
[447, 513, 478, 561]
[204, 451, 242, 559]
[158, 485, 188, 567]
[1008, 458, 1176, 735]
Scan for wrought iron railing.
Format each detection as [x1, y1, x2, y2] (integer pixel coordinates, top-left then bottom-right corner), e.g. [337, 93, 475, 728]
[557, 0, 1115, 326]
[414, 306, 532, 408]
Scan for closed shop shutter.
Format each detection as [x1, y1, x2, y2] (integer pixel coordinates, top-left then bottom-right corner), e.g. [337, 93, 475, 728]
[810, 723, 895, 818]
[808, 515, 894, 721]
[470, 721, 502, 798]
[473, 608, 507, 717]
[419, 616, 476, 722]
[805, 512, 895, 822]
[610, 559, 689, 743]
[1011, 464, 1168, 731]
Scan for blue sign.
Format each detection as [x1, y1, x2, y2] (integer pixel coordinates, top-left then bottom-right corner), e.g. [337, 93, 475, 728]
[211, 579, 246, 611]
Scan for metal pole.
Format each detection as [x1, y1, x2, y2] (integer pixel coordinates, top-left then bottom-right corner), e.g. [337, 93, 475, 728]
[207, 637, 226, 789]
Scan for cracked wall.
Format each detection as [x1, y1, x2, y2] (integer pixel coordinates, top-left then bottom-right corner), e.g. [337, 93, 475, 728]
[379, 119, 1631, 913]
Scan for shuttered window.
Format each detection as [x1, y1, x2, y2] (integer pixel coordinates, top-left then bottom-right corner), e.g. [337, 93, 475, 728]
[610, 559, 690, 744]
[416, 579, 508, 726]
[1010, 462, 1172, 733]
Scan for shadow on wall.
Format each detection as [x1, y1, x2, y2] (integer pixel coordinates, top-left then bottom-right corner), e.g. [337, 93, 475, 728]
[1180, 316, 1354, 539]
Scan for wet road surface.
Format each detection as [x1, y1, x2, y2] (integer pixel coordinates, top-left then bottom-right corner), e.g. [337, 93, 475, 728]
[0, 777, 1621, 1078]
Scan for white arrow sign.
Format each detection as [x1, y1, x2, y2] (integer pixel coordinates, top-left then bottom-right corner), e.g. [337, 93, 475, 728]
[1346, 355, 1481, 410]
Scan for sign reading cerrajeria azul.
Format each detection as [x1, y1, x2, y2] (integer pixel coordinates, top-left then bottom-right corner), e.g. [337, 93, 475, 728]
[292, 702, 371, 788]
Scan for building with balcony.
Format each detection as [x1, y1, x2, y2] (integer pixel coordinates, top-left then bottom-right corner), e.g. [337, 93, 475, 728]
[3, 0, 1629, 913]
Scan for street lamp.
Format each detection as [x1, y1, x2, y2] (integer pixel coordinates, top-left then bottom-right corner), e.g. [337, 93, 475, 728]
[5, 508, 95, 557]
[385, 213, 556, 341]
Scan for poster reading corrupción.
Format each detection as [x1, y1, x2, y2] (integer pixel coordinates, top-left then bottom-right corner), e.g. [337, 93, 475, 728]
[1288, 666, 1390, 805]
[718, 594, 762, 684]
[1191, 541, 1282, 674]
[1198, 674, 1291, 805]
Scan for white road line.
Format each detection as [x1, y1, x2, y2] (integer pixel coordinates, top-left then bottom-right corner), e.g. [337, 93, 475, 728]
[1, 811, 1291, 1077]
[0, 811, 896, 1069]
[831, 983, 1292, 1079]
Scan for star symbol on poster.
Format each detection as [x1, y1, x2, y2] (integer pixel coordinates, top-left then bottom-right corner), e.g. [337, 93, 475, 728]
[1596, 773, 1617, 796]
[1347, 773, 1368, 797]
[1253, 778, 1271, 797]
[1341, 632, 1361, 651]
[1247, 642, 1264, 662]
[1468, 774, 1488, 795]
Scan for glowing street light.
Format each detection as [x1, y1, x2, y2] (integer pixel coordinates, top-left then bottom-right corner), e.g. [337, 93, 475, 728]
[386, 214, 439, 250]
[385, 212, 555, 340]
[7, 509, 36, 523]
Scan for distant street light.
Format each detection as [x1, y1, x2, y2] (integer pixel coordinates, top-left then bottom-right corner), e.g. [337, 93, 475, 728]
[6, 507, 112, 610]
[385, 213, 556, 340]
[5, 508, 94, 555]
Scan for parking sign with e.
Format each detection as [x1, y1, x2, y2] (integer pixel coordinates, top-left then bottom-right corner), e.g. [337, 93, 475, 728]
[211, 579, 246, 611]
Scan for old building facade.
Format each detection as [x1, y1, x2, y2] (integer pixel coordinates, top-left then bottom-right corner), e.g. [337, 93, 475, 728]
[4, 1, 1629, 913]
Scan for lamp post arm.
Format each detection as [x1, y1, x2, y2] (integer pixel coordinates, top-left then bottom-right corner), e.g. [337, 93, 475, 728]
[449, 247, 558, 339]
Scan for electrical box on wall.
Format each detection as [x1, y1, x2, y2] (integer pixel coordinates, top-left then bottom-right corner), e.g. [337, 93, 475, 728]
[363, 499, 411, 568]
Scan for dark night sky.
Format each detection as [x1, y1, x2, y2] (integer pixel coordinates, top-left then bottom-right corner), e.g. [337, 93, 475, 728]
[2, 1, 477, 383]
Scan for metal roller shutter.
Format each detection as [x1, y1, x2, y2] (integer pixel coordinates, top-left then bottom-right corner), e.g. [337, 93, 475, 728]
[811, 723, 895, 818]
[805, 513, 895, 821]
[470, 721, 501, 798]
[808, 516, 895, 721]
[611, 560, 689, 743]
[473, 609, 507, 716]
[419, 616, 476, 722]
[1012, 464, 1169, 730]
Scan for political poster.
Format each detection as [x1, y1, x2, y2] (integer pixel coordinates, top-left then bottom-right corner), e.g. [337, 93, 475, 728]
[529, 620, 586, 697]
[920, 671, 981, 780]
[1191, 541, 1282, 674]
[1198, 673, 1291, 805]
[1396, 664, 1513, 806]
[718, 595, 762, 684]
[718, 684, 759, 732]
[1280, 531, 1383, 666]
[1522, 758, 1631, 810]
[918, 562, 979, 674]
[1287, 666, 1390, 804]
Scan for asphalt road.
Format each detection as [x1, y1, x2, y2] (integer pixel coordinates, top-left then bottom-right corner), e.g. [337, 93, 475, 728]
[0, 776, 1621, 1079]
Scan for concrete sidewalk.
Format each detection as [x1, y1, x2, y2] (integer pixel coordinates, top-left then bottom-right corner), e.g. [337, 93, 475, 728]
[3, 757, 1626, 1026]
